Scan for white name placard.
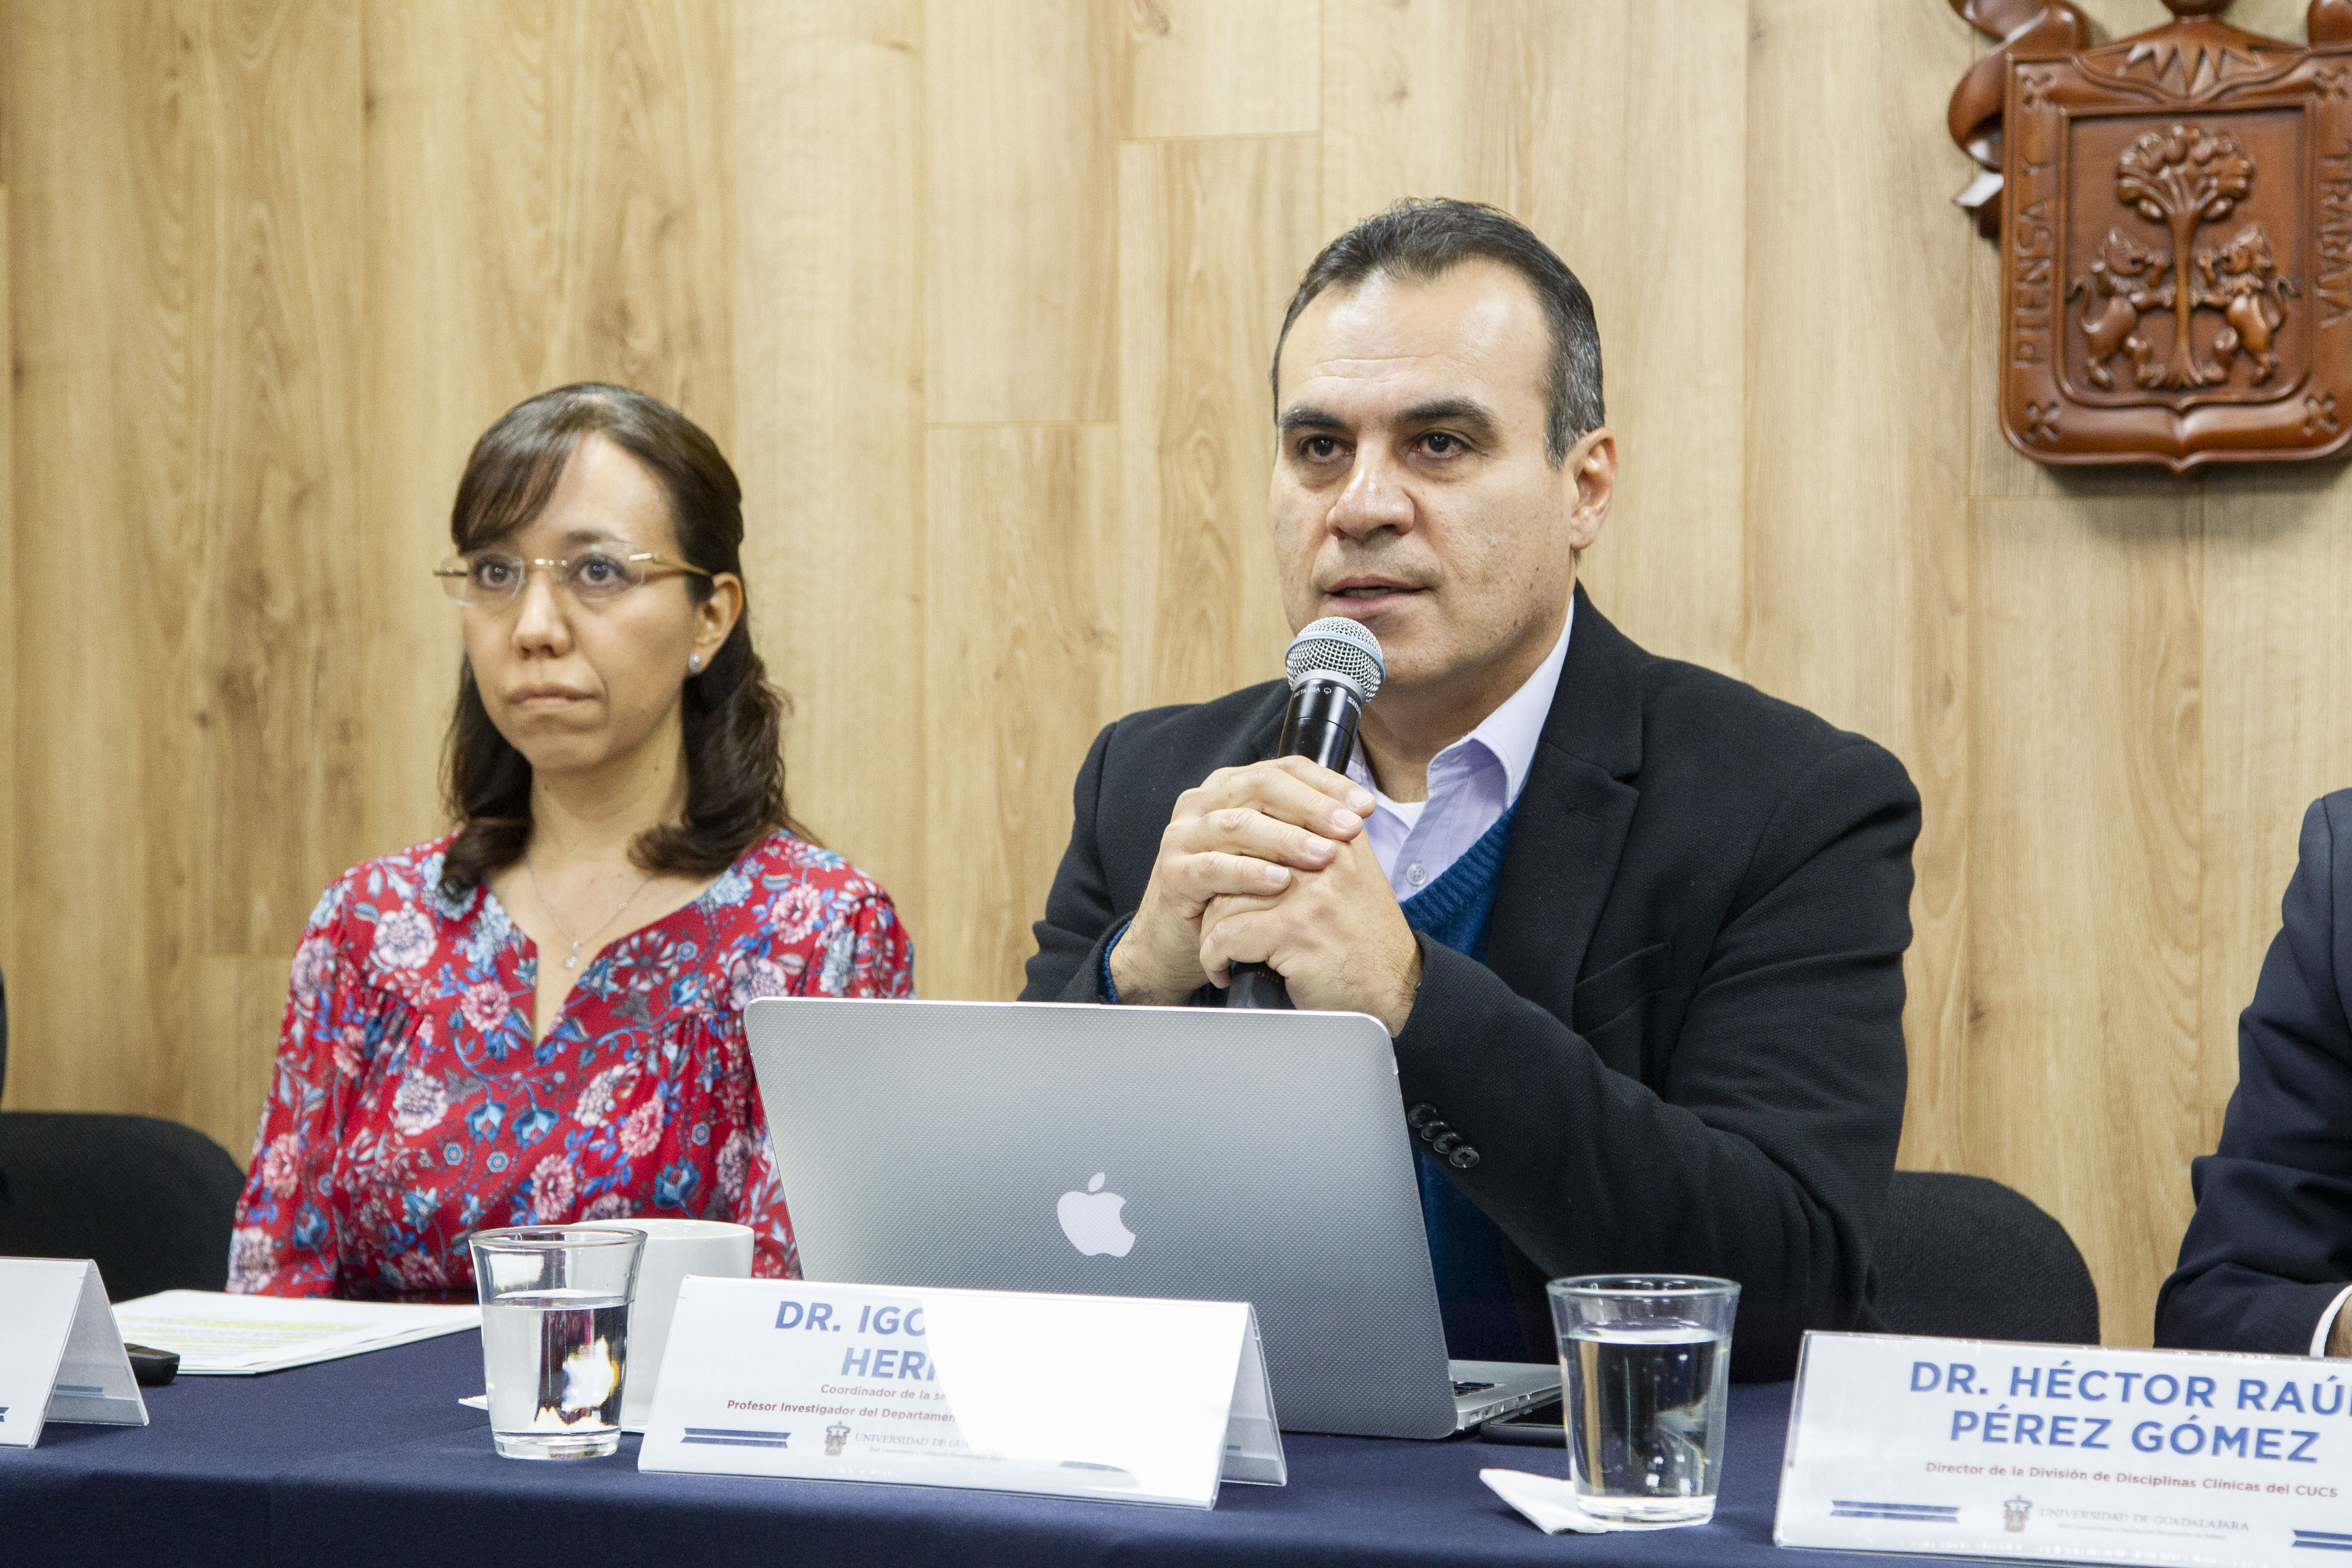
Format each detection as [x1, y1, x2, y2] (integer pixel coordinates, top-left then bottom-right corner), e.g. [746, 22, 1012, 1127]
[639, 1277, 1285, 1508]
[0, 1258, 148, 1448]
[1776, 1332, 2351, 1565]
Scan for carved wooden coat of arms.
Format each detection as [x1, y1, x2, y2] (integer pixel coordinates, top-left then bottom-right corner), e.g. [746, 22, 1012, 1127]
[1950, 0, 2352, 469]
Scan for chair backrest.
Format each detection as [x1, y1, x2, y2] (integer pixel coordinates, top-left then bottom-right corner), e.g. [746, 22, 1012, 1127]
[0, 1111, 245, 1299]
[1873, 1171, 2101, 1345]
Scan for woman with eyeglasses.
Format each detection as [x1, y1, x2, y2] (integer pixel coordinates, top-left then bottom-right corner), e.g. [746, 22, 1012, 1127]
[227, 383, 912, 1298]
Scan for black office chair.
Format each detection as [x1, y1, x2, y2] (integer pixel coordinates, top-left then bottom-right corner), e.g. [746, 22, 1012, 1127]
[0, 1110, 248, 1300]
[1871, 1171, 2101, 1345]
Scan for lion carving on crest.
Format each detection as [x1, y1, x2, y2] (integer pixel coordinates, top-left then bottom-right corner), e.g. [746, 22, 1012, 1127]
[2195, 221, 2297, 384]
[2069, 228, 2167, 390]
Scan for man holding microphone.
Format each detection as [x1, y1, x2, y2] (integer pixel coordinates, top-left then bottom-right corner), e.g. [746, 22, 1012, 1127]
[1023, 199, 1919, 1379]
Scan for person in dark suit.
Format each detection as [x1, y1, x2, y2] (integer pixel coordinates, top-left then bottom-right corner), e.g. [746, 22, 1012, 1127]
[1020, 199, 1919, 1380]
[2157, 792, 2352, 1360]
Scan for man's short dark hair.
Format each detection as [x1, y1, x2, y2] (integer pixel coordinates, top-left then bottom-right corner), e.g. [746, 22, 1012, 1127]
[1271, 198, 1604, 466]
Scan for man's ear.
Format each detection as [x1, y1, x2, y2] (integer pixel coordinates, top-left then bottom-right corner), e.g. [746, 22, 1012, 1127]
[1565, 427, 1616, 554]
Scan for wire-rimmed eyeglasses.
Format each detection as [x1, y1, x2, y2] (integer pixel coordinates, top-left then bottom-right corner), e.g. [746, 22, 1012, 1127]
[434, 550, 713, 607]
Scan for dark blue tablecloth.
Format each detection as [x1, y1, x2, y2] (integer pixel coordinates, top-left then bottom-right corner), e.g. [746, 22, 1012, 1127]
[0, 1331, 1954, 1567]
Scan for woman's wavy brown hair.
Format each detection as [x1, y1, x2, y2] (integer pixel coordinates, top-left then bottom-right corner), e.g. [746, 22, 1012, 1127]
[437, 383, 810, 901]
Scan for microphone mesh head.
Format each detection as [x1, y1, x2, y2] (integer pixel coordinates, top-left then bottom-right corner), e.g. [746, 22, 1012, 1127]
[1285, 616, 1386, 702]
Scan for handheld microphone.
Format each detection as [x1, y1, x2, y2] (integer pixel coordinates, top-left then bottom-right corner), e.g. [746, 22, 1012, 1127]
[1229, 617, 1388, 1010]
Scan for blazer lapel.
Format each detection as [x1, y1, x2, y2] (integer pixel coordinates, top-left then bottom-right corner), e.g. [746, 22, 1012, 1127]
[1245, 692, 1287, 762]
[1484, 586, 1645, 1032]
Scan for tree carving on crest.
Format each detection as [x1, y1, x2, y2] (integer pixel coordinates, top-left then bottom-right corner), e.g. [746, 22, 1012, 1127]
[2116, 123, 2254, 386]
[2067, 123, 2298, 394]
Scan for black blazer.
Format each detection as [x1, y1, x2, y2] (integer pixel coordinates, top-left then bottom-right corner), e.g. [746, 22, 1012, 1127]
[1022, 588, 1920, 1380]
[2157, 792, 2352, 1355]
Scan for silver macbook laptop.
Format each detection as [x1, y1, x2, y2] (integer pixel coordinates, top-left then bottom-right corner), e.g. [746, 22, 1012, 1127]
[743, 996, 1557, 1439]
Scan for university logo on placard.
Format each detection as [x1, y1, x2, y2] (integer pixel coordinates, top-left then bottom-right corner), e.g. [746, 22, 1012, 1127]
[2003, 1494, 2033, 1533]
[824, 1421, 851, 1457]
[1960, 0, 2352, 469]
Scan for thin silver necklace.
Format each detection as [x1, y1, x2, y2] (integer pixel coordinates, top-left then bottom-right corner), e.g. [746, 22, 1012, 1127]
[526, 855, 658, 970]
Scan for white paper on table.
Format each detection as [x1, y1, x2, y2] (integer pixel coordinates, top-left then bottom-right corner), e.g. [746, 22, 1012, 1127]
[1480, 1470, 1711, 1534]
[111, 1290, 480, 1375]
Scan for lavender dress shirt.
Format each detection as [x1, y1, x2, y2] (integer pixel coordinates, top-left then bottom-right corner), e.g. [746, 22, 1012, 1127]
[1347, 599, 1574, 900]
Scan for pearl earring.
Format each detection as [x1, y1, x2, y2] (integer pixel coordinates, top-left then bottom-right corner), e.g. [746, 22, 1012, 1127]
[687, 654, 703, 673]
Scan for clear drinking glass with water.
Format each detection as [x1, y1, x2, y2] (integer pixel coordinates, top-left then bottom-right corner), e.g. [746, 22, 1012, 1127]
[469, 1225, 645, 1460]
[1546, 1274, 1740, 1523]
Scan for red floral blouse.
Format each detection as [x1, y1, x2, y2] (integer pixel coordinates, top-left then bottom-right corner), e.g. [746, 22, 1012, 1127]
[228, 830, 913, 1299]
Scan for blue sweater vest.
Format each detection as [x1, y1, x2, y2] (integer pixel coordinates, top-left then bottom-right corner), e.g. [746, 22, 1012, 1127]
[1397, 802, 1529, 1363]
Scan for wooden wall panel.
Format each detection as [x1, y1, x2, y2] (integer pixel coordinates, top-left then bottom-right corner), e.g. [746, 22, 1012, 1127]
[1745, 0, 1974, 763]
[2183, 0, 2352, 1201]
[5, 1, 368, 1157]
[728, 0, 929, 933]
[2200, 470, 2352, 1148]
[186, 0, 369, 965]
[921, 426, 1121, 1001]
[7, 10, 141, 1122]
[186, 955, 295, 1168]
[359, 0, 743, 858]
[360, 0, 738, 412]
[2226, 0, 2321, 42]
[923, 0, 1120, 425]
[355, 0, 508, 858]
[1116, 134, 1318, 714]
[363, 0, 740, 431]
[1320, 0, 1537, 222]
[0, 181, 12, 1104]
[1944, 0, 2352, 1339]
[1523, 6, 1747, 680]
[1320, 0, 1747, 676]
[1746, 0, 1980, 1188]
[11, 0, 2352, 1336]
[1967, 497, 2205, 1344]
[1121, 0, 1320, 141]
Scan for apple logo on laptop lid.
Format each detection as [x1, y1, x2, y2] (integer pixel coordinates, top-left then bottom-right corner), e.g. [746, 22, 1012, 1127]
[1056, 1172, 1137, 1258]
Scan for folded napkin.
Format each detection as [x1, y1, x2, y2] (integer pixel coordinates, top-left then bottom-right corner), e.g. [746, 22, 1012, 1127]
[1480, 1469, 1713, 1534]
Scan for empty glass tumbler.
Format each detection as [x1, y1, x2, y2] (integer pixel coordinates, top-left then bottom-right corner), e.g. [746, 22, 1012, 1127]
[469, 1225, 646, 1460]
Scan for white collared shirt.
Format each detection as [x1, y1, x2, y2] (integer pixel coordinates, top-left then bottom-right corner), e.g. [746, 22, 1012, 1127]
[2313, 1285, 2352, 1358]
[1346, 599, 1574, 903]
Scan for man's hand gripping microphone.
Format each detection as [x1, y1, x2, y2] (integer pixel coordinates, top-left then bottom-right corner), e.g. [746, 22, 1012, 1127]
[1228, 618, 1388, 1009]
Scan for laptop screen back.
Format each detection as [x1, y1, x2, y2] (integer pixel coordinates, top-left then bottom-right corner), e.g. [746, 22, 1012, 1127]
[744, 997, 1459, 1438]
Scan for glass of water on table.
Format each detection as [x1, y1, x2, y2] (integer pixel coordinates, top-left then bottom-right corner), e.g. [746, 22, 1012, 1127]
[1546, 1274, 1740, 1523]
[469, 1226, 645, 1460]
